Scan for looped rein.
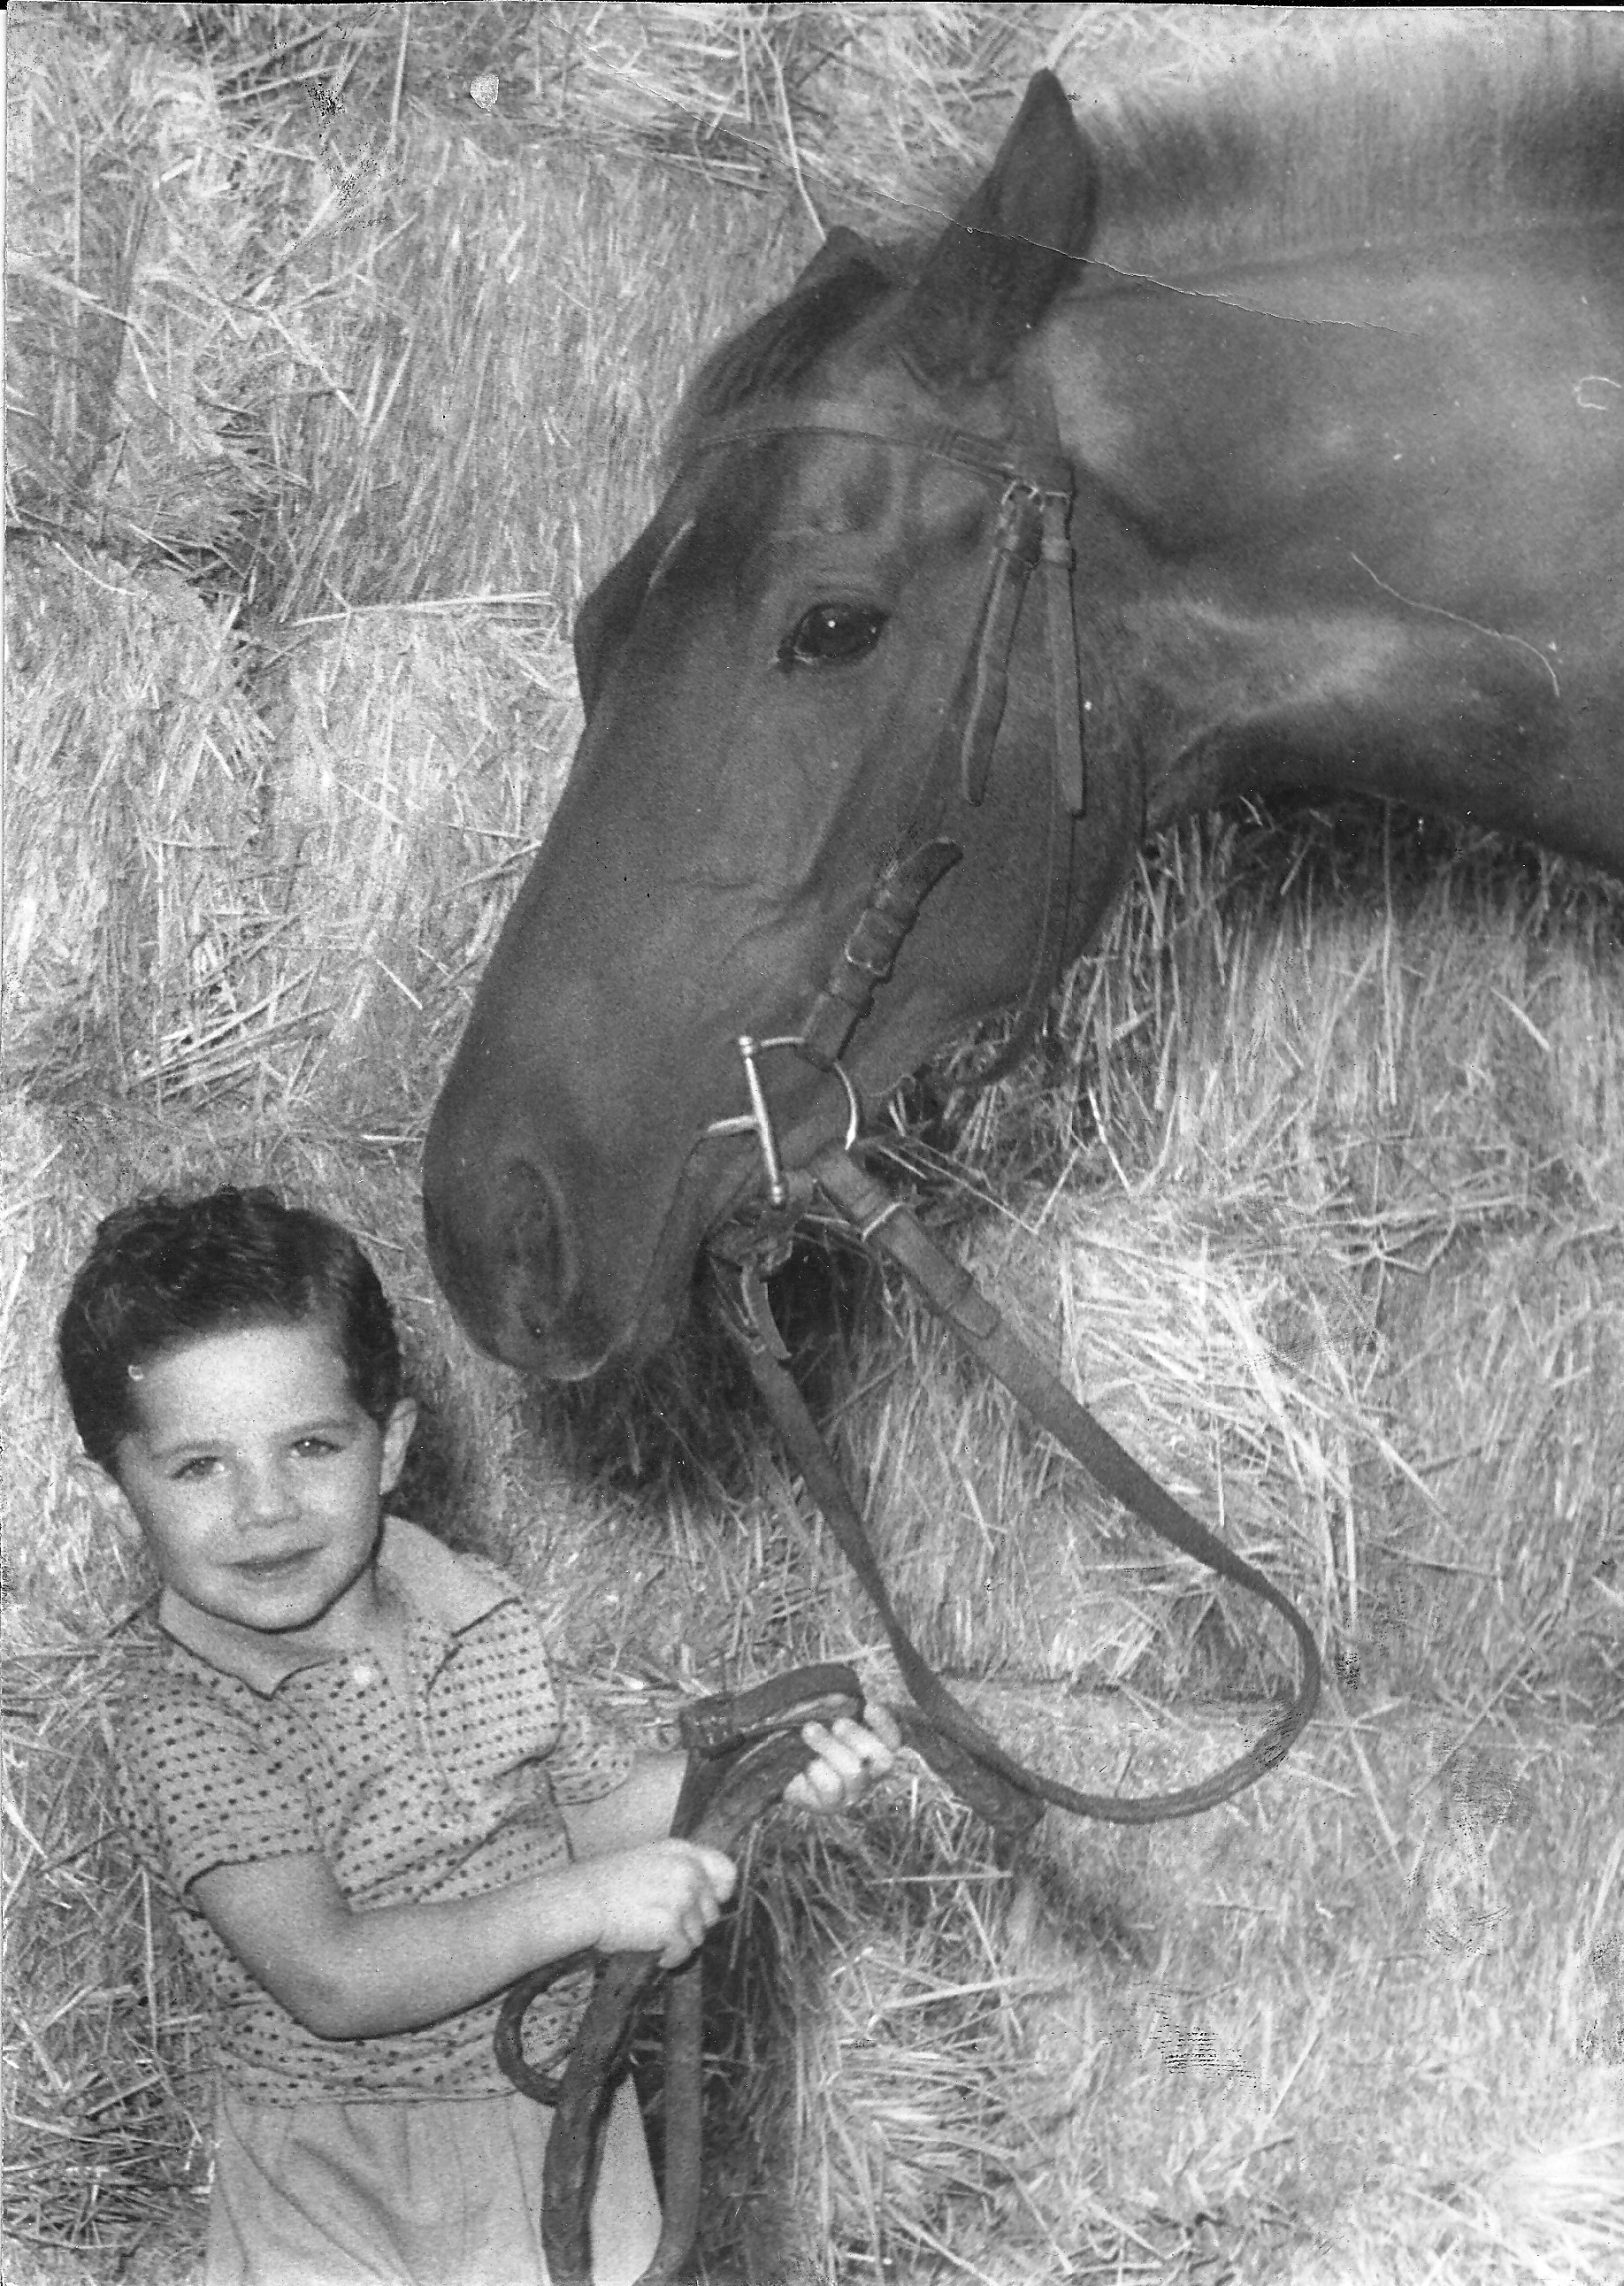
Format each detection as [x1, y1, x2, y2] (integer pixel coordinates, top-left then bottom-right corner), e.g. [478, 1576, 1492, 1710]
[722, 1144, 1322, 1832]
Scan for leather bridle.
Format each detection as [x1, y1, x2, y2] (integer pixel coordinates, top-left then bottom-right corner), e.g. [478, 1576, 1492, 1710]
[679, 387, 1321, 1825]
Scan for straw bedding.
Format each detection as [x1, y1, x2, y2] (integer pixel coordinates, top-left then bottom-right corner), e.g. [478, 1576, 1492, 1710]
[5, 6, 1620, 2280]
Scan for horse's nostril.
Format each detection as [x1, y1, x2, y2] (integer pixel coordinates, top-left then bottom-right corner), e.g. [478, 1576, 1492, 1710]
[500, 1157, 576, 1322]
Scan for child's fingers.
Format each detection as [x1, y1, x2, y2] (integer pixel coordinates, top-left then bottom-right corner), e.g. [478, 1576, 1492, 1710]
[684, 1842, 738, 1904]
[660, 1906, 715, 1968]
[657, 1846, 737, 1965]
[783, 1714, 898, 1813]
[781, 1768, 838, 1813]
[860, 1704, 904, 1753]
[586, 1841, 738, 1964]
[806, 1715, 898, 1777]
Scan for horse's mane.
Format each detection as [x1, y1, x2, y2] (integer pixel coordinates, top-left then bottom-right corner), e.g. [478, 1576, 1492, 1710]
[1075, 8, 1624, 277]
[675, 11, 1622, 442]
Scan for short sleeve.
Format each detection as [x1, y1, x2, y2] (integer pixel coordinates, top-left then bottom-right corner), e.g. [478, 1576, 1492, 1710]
[114, 1677, 319, 1896]
[543, 1681, 634, 1806]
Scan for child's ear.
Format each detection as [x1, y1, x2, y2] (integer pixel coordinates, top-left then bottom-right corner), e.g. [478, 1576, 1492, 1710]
[378, 1399, 417, 1498]
[73, 1455, 144, 1547]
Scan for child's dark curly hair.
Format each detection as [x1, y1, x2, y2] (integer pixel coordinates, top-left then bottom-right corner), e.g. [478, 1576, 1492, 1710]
[57, 1187, 405, 1473]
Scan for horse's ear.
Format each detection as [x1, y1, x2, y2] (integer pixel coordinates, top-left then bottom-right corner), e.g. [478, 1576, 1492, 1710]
[898, 72, 1097, 386]
[789, 224, 892, 296]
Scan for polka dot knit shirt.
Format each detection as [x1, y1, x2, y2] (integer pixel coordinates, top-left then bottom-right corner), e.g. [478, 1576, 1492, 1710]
[112, 1517, 634, 2106]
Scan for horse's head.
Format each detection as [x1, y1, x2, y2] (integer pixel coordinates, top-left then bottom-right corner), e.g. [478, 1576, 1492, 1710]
[424, 74, 1137, 1377]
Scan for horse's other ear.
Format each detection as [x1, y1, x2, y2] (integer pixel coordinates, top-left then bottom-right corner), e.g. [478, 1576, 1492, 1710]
[573, 522, 670, 718]
[789, 224, 892, 296]
[899, 71, 1097, 386]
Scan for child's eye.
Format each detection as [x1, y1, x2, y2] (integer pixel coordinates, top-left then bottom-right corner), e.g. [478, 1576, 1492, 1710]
[172, 1455, 222, 1482]
[292, 1437, 341, 1460]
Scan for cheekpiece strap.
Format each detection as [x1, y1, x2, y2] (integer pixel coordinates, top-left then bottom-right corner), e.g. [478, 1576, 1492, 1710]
[947, 487, 1045, 807]
[1040, 493, 1086, 817]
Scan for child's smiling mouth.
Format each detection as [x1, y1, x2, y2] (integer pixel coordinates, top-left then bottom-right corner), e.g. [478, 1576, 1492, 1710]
[234, 1549, 321, 1579]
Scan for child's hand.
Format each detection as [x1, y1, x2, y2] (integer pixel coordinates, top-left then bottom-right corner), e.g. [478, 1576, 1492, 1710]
[583, 1840, 737, 1968]
[782, 1707, 901, 1816]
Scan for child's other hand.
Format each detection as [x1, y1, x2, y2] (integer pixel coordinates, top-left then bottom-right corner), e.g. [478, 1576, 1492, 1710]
[585, 1840, 737, 1968]
[782, 1706, 901, 1816]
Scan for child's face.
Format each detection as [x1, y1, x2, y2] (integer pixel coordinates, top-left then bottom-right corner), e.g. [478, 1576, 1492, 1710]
[89, 1319, 416, 1645]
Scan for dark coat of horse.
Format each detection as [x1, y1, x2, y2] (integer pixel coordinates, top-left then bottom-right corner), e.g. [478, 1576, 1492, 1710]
[424, 19, 1624, 1379]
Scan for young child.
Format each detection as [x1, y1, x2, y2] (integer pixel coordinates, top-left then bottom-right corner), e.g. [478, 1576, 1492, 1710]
[59, 1185, 898, 2286]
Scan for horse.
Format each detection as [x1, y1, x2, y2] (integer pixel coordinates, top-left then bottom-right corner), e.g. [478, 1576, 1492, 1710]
[423, 17, 1624, 1385]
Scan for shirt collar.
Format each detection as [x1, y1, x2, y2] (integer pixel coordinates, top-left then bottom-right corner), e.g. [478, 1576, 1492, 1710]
[155, 1516, 517, 1696]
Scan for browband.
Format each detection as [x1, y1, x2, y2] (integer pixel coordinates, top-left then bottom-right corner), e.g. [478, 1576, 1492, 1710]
[678, 396, 1074, 496]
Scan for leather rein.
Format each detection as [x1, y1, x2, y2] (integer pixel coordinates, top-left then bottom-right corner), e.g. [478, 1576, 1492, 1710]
[500, 393, 1322, 2284]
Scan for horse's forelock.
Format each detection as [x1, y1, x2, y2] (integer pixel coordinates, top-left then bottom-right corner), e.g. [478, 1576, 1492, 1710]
[666, 249, 904, 469]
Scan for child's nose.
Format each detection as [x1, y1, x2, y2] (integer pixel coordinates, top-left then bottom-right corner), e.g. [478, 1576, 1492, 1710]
[241, 1457, 300, 1524]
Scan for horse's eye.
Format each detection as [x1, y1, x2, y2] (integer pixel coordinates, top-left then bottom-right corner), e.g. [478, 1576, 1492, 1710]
[780, 602, 886, 669]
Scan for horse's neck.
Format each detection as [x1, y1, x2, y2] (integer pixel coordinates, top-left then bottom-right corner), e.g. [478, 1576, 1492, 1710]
[1046, 245, 1624, 876]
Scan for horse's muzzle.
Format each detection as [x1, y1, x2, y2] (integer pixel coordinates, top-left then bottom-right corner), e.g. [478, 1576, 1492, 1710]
[425, 1152, 611, 1380]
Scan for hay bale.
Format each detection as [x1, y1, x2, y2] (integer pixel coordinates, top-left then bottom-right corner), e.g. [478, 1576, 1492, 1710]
[257, 597, 578, 1121]
[0, 1098, 135, 1629]
[5, 14, 137, 538]
[1375, 1231, 1623, 1708]
[4, 542, 285, 1105]
[1046, 809, 1624, 1221]
[4, 6, 334, 582]
[257, 128, 800, 617]
[708, 1785, 1052, 2278]
[2, 1636, 213, 2278]
[520, 1, 1038, 226]
[4, 562, 578, 1127]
